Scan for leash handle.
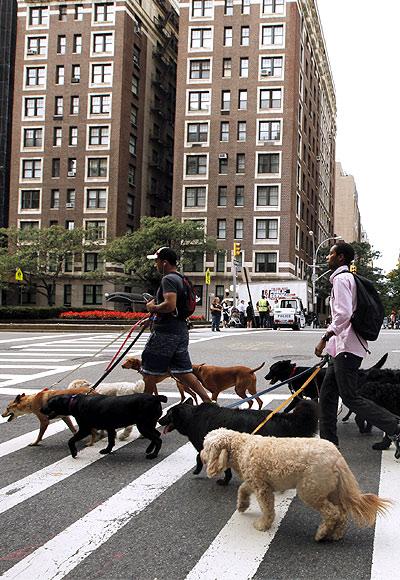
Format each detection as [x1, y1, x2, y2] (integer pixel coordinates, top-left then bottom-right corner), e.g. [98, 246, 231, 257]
[251, 365, 323, 435]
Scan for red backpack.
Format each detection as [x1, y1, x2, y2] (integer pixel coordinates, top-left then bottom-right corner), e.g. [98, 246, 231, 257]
[172, 272, 197, 319]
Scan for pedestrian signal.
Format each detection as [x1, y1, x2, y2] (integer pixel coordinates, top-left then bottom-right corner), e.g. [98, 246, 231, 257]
[233, 242, 241, 256]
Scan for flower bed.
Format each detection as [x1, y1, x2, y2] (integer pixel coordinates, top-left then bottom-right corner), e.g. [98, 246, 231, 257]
[59, 310, 204, 321]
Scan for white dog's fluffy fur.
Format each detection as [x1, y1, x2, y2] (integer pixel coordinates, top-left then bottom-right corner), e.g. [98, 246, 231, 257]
[201, 428, 391, 542]
[68, 379, 144, 440]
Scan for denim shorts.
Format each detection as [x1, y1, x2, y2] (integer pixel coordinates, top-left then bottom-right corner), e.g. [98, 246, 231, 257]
[141, 330, 192, 375]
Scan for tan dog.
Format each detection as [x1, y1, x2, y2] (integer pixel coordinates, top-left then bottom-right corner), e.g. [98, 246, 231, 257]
[1, 386, 93, 446]
[192, 363, 265, 408]
[201, 428, 391, 542]
[122, 356, 199, 403]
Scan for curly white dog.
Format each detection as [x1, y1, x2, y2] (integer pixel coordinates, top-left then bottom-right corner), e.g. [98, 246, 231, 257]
[201, 428, 391, 542]
[68, 379, 144, 440]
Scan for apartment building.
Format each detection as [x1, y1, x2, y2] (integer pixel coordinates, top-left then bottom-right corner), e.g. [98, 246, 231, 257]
[8, 0, 178, 307]
[334, 161, 361, 243]
[172, 0, 336, 312]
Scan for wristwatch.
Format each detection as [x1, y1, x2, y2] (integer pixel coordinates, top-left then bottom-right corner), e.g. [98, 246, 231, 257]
[321, 333, 331, 342]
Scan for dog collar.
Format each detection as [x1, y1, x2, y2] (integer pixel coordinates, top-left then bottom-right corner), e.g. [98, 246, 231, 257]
[68, 395, 78, 413]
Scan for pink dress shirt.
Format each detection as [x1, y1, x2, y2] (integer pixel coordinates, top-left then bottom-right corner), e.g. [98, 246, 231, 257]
[325, 265, 368, 359]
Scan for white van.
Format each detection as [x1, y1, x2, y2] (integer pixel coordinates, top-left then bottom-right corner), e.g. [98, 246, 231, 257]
[273, 297, 306, 330]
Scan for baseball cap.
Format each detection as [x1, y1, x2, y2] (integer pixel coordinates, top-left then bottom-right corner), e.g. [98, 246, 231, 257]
[146, 246, 177, 264]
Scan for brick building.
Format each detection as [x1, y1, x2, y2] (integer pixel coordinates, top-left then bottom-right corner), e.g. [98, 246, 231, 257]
[172, 0, 336, 312]
[8, 0, 178, 307]
[334, 161, 362, 244]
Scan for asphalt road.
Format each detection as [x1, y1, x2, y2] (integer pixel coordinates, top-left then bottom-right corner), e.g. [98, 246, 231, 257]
[0, 328, 399, 580]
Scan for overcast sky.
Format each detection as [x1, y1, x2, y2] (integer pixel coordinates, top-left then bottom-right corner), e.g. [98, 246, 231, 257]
[317, 0, 400, 273]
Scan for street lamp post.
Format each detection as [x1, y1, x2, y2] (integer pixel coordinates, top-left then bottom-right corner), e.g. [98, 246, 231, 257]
[309, 232, 342, 317]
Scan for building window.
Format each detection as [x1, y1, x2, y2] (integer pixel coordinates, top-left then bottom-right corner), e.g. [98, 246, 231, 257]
[68, 126, 77, 146]
[238, 89, 248, 110]
[22, 159, 42, 179]
[218, 186, 227, 206]
[26, 66, 46, 87]
[217, 219, 226, 239]
[55, 65, 65, 85]
[216, 251, 225, 272]
[256, 185, 279, 207]
[220, 121, 229, 142]
[189, 59, 210, 80]
[236, 153, 245, 173]
[65, 220, 75, 230]
[221, 90, 231, 111]
[257, 153, 280, 174]
[89, 126, 110, 146]
[223, 27, 233, 47]
[68, 158, 77, 176]
[27, 36, 47, 56]
[71, 64, 80, 82]
[188, 91, 210, 112]
[256, 218, 278, 240]
[187, 254, 204, 273]
[73, 34, 82, 54]
[53, 127, 62, 147]
[131, 75, 139, 96]
[240, 58, 249, 78]
[259, 88, 282, 110]
[128, 165, 135, 185]
[235, 186, 244, 206]
[237, 121, 247, 142]
[255, 252, 277, 273]
[90, 94, 111, 115]
[58, 4, 67, 20]
[192, 0, 213, 18]
[64, 284, 72, 306]
[240, 26, 250, 47]
[219, 156, 228, 174]
[186, 155, 207, 175]
[91, 64, 112, 85]
[66, 189, 75, 207]
[75, 4, 84, 20]
[52, 158, 60, 178]
[57, 35, 66, 54]
[23, 128, 43, 148]
[187, 122, 208, 143]
[129, 134, 136, 155]
[69, 96, 79, 115]
[84, 253, 100, 272]
[262, 25, 284, 46]
[184, 186, 206, 208]
[54, 96, 63, 116]
[93, 33, 114, 53]
[94, 2, 114, 23]
[86, 188, 107, 209]
[127, 194, 134, 216]
[20, 220, 40, 230]
[234, 219, 244, 239]
[258, 120, 281, 141]
[87, 158, 108, 178]
[83, 284, 103, 305]
[262, 0, 285, 14]
[85, 220, 105, 241]
[222, 58, 232, 78]
[20, 189, 40, 210]
[29, 6, 48, 26]
[24, 97, 45, 118]
[50, 189, 60, 209]
[242, 0, 251, 13]
[224, 0, 233, 15]
[131, 106, 138, 126]
[261, 56, 283, 77]
[190, 28, 212, 49]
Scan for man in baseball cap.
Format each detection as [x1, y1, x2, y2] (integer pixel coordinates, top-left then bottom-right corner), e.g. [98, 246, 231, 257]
[146, 247, 177, 262]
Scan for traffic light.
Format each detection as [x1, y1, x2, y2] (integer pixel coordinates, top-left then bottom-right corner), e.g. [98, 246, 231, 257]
[233, 242, 241, 256]
[350, 263, 357, 273]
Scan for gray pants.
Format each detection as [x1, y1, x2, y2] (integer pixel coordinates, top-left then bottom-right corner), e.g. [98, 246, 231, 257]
[319, 352, 400, 446]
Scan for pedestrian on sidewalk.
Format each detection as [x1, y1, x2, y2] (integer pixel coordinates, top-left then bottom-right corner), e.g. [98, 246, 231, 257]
[210, 296, 222, 331]
[315, 242, 400, 456]
[141, 247, 212, 403]
[257, 294, 269, 328]
[238, 299, 246, 327]
[246, 301, 254, 328]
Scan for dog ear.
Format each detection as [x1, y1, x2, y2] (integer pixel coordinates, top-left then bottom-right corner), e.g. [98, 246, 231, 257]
[206, 446, 229, 478]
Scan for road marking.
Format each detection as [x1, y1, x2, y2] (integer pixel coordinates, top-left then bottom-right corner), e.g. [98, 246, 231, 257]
[0, 334, 92, 344]
[186, 491, 296, 580]
[2, 442, 196, 580]
[371, 450, 400, 579]
[0, 421, 68, 459]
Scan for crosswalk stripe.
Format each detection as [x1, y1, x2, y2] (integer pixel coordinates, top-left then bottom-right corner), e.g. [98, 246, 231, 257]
[0, 421, 67, 459]
[186, 492, 296, 580]
[1, 442, 196, 580]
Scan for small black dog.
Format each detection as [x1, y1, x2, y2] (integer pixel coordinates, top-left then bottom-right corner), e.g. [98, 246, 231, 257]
[41, 393, 167, 459]
[158, 399, 318, 485]
[264, 353, 388, 412]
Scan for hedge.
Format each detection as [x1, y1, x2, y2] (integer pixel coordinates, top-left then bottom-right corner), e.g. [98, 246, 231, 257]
[0, 306, 108, 320]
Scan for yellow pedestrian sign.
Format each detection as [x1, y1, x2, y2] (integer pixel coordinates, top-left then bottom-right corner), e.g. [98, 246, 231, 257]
[15, 268, 24, 281]
[205, 268, 211, 285]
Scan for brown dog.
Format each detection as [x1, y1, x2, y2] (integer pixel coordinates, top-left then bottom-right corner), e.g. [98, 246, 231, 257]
[122, 357, 199, 403]
[192, 362, 265, 408]
[1, 386, 93, 446]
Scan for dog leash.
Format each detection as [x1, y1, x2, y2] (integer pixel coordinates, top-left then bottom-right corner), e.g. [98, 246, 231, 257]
[105, 318, 146, 371]
[251, 356, 329, 435]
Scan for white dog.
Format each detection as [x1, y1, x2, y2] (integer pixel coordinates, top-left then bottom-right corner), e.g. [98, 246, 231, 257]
[68, 379, 144, 440]
[201, 428, 391, 542]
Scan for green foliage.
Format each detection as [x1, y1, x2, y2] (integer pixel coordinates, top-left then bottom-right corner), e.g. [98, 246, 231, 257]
[382, 263, 400, 313]
[102, 216, 216, 291]
[0, 306, 103, 320]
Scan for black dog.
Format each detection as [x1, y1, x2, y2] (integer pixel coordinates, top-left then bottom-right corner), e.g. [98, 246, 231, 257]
[158, 399, 318, 485]
[41, 393, 167, 459]
[265, 353, 388, 412]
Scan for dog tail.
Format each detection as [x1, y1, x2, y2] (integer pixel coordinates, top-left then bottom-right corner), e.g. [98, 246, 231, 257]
[335, 456, 392, 527]
[156, 395, 168, 403]
[250, 362, 265, 373]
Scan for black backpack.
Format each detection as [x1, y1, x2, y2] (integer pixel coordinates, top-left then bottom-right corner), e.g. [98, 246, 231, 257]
[171, 272, 197, 319]
[337, 272, 384, 341]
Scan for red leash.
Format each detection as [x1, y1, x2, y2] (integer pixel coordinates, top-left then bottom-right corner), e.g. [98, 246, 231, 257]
[105, 317, 148, 371]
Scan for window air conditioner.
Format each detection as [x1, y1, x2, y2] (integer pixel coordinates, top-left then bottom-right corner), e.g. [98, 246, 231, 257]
[67, 171, 76, 177]
[261, 69, 272, 76]
[71, 77, 80, 83]
[27, 48, 38, 55]
[218, 153, 228, 159]
[66, 202, 75, 208]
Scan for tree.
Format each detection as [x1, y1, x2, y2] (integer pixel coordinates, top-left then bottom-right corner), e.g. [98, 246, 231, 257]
[382, 263, 400, 313]
[102, 216, 216, 291]
[0, 226, 101, 306]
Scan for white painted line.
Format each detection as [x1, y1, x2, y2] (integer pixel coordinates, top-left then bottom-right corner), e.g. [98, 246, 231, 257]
[0, 420, 68, 459]
[2, 443, 196, 580]
[0, 359, 67, 363]
[0, 334, 92, 344]
[186, 491, 296, 580]
[371, 450, 400, 579]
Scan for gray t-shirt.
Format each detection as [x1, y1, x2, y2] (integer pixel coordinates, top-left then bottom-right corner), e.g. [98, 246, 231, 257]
[153, 272, 188, 333]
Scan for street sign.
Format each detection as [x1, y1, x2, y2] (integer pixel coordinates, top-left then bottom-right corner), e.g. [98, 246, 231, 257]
[15, 268, 24, 281]
[205, 268, 211, 285]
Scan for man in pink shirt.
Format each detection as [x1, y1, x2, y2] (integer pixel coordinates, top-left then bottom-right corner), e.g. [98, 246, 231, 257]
[315, 242, 400, 457]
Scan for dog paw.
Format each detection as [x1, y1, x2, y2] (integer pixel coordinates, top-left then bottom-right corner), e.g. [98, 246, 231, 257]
[192, 467, 202, 475]
[71, 451, 77, 459]
[253, 518, 271, 532]
[146, 452, 158, 459]
[99, 448, 112, 455]
[28, 442, 40, 447]
[237, 500, 250, 512]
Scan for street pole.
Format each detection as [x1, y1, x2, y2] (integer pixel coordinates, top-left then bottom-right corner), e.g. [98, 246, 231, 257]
[232, 255, 237, 308]
[309, 232, 342, 320]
